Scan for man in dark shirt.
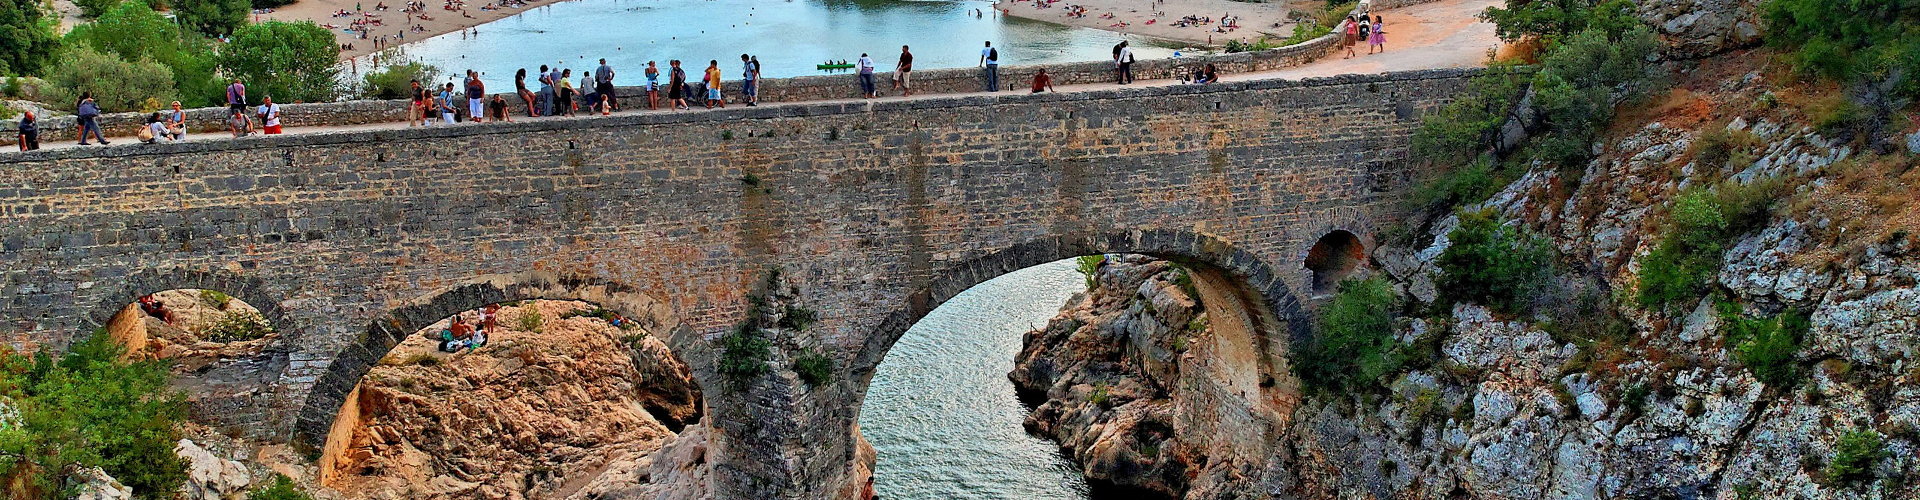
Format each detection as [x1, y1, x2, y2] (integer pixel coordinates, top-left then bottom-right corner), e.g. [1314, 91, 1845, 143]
[896, 45, 915, 97]
[16, 111, 38, 151]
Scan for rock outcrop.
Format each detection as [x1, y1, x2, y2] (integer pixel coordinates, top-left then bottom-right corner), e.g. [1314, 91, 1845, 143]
[1017, 55, 1919, 499]
[322, 300, 704, 500]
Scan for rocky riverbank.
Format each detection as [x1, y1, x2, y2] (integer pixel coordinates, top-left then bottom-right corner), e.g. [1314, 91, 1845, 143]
[1012, 43, 1920, 500]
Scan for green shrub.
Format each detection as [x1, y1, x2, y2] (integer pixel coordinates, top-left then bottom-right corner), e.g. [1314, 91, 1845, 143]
[0, 334, 190, 499]
[73, 0, 119, 19]
[1825, 429, 1887, 483]
[1691, 128, 1760, 170]
[1719, 303, 1809, 387]
[1435, 209, 1553, 315]
[174, 0, 251, 35]
[217, 21, 340, 102]
[718, 323, 772, 386]
[1764, 0, 1920, 97]
[40, 47, 177, 114]
[793, 349, 832, 386]
[1410, 66, 1530, 166]
[2, 76, 20, 98]
[1300, 277, 1403, 391]
[1637, 181, 1779, 309]
[0, 0, 63, 77]
[1405, 388, 1442, 425]
[1523, 24, 1663, 168]
[1075, 255, 1105, 288]
[1279, 21, 1333, 46]
[359, 59, 440, 100]
[516, 308, 543, 333]
[778, 305, 818, 331]
[1483, 0, 1641, 45]
[199, 289, 232, 309]
[247, 474, 313, 500]
[200, 310, 274, 342]
[1088, 383, 1112, 407]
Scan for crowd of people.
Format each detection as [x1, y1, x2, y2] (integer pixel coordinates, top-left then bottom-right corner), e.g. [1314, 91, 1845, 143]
[11, 9, 1396, 152]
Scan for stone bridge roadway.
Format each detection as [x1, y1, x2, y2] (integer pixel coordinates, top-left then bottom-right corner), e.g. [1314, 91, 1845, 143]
[0, 68, 1478, 498]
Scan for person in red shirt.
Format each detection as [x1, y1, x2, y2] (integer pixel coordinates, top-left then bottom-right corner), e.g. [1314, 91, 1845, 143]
[1031, 68, 1055, 93]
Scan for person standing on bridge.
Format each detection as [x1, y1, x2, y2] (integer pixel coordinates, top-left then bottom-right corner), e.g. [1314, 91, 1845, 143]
[703, 60, 724, 109]
[596, 58, 618, 113]
[646, 61, 662, 110]
[409, 79, 428, 126]
[668, 60, 689, 110]
[226, 79, 248, 116]
[1116, 41, 1135, 85]
[895, 45, 914, 97]
[257, 96, 283, 135]
[537, 64, 554, 116]
[979, 41, 1000, 92]
[465, 70, 486, 122]
[857, 53, 877, 98]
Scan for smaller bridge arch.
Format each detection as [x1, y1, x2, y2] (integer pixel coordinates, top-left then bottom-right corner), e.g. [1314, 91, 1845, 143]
[290, 270, 695, 447]
[86, 267, 302, 344]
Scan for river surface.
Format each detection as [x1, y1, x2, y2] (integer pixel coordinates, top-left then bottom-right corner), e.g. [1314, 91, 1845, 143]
[859, 260, 1091, 499]
[388, 0, 1174, 83]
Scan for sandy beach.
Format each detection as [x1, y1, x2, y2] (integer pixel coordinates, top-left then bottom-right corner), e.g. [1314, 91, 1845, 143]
[998, 0, 1310, 46]
[262, 0, 575, 60]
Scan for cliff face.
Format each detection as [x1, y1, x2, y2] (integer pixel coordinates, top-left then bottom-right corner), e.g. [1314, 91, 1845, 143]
[321, 300, 705, 500]
[1016, 56, 1920, 499]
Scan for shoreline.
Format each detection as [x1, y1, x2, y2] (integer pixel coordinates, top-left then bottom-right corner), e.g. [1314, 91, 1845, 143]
[262, 0, 580, 61]
[997, 0, 1307, 47]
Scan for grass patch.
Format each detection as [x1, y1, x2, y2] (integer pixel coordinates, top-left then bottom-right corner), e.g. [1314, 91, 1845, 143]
[198, 289, 232, 309]
[247, 474, 313, 500]
[200, 310, 274, 342]
[793, 349, 832, 386]
[1075, 255, 1105, 288]
[516, 308, 544, 333]
[778, 304, 818, 331]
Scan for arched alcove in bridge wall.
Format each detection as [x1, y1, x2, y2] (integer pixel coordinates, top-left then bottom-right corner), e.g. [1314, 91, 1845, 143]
[291, 270, 697, 448]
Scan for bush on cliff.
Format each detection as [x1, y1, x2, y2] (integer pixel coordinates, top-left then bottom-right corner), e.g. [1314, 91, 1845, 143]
[1301, 277, 1404, 391]
[1636, 180, 1779, 309]
[247, 474, 313, 500]
[1824, 428, 1888, 484]
[1436, 209, 1553, 315]
[1718, 302, 1809, 388]
[0, 334, 189, 499]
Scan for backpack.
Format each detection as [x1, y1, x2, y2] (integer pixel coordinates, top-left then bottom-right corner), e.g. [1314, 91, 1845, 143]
[989, 47, 998, 61]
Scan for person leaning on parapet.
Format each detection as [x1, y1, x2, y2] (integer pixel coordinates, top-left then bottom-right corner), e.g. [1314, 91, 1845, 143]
[16, 111, 40, 151]
[857, 53, 878, 98]
[228, 109, 255, 138]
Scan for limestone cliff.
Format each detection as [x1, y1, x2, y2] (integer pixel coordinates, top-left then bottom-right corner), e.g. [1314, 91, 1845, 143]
[1016, 57, 1920, 499]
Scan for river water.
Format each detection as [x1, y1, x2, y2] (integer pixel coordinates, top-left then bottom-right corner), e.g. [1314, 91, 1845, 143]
[858, 260, 1092, 499]
[388, 0, 1174, 83]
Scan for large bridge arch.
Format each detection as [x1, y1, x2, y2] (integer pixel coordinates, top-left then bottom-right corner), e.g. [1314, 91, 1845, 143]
[290, 270, 700, 447]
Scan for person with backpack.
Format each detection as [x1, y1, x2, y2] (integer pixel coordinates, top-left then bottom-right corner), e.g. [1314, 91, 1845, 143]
[979, 41, 1000, 92]
[138, 112, 168, 144]
[75, 92, 107, 145]
[595, 58, 617, 113]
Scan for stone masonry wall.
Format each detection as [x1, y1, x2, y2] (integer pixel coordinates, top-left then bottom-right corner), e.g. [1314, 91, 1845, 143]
[0, 68, 1478, 498]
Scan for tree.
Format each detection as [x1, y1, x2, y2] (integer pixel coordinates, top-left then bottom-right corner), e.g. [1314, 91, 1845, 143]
[1482, 0, 1639, 46]
[219, 21, 341, 103]
[1301, 277, 1404, 391]
[74, 0, 122, 19]
[0, 0, 63, 76]
[67, 1, 224, 106]
[1436, 209, 1553, 315]
[0, 334, 190, 499]
[42, 47, 177, 113]
[175, 0, 251, 36]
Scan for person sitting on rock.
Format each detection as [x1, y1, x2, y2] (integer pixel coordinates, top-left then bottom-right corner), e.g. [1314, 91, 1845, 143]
[138, 295, 175, 325]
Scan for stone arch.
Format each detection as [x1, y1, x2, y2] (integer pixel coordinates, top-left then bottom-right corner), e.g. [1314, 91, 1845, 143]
[1304, 230, 1367, 296]
[849, 227, 1308, 390]
[290, 270, 689, 448]
[85, 267, 301, 344]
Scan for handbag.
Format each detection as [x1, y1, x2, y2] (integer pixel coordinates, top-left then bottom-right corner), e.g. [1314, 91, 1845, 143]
[136, 124, 154, 141]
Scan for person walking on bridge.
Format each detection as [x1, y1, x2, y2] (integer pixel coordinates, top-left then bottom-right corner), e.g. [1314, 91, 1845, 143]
[895, 45, 914, 97]
[979, 41, 1000, 92]
[740, 54, 760, 106]
[668, 60, 689, 110]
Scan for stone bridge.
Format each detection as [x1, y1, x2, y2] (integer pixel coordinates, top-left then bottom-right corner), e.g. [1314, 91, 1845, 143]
[0, 68, 1476, 498]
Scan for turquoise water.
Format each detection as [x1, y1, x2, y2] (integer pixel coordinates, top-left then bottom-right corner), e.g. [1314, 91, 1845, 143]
[383, 0, 1172, 83]
[858, 260, 1091, 499]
